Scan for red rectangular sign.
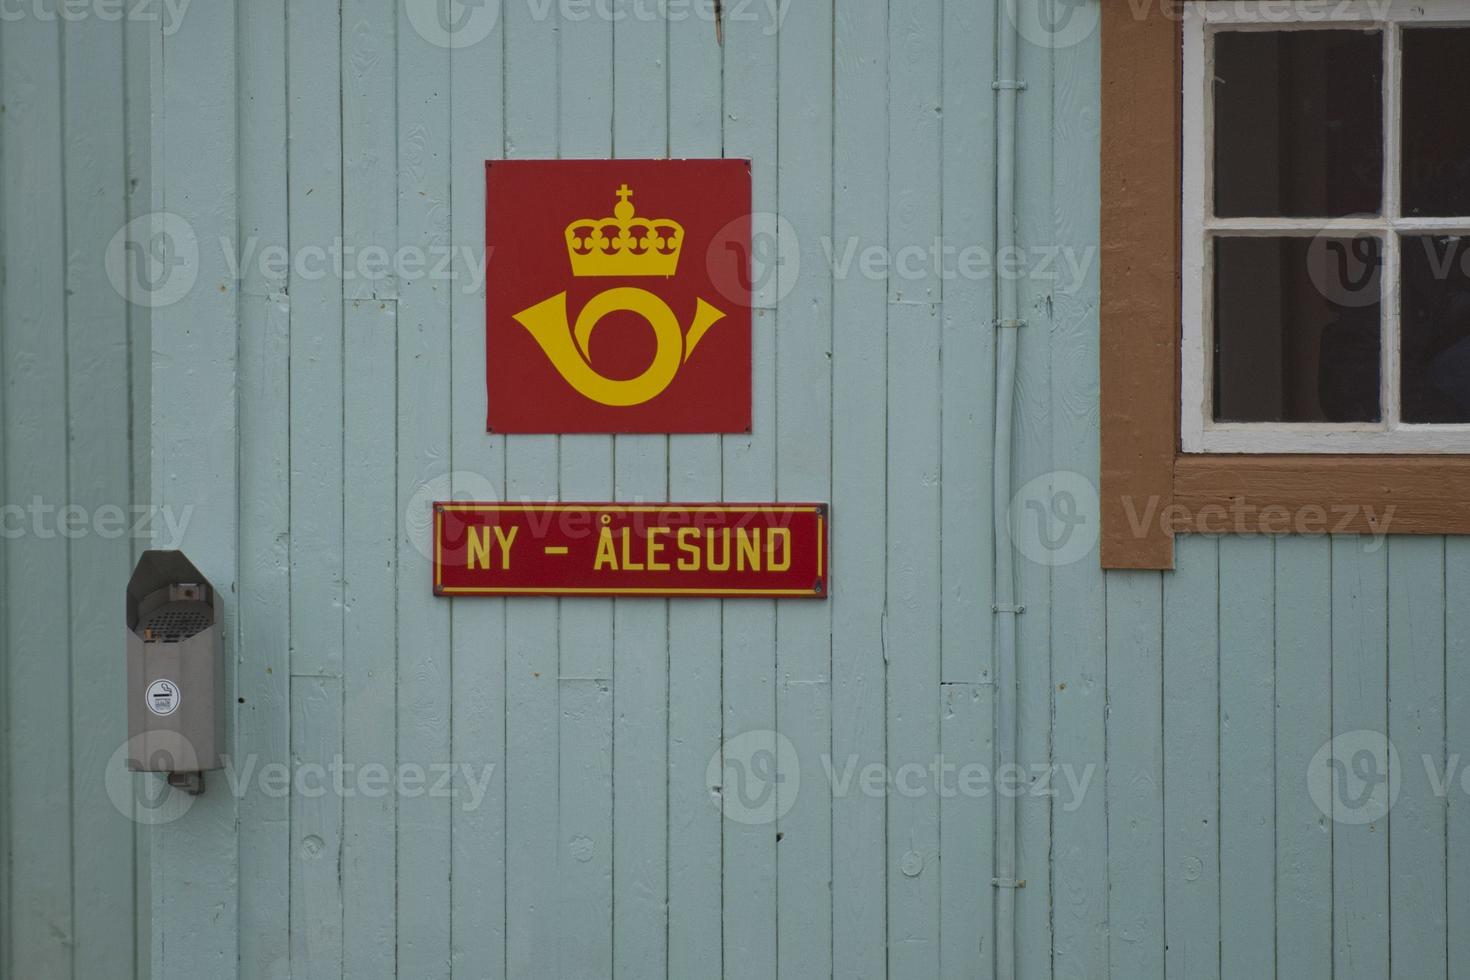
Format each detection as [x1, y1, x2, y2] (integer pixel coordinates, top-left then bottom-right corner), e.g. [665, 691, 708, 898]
[485, 159, 752, 433]
[434, 503, 828, 599]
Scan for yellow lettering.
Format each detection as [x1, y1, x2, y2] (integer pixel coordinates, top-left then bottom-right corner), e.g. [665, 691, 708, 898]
[646, 527, 669, 571]
[677, 527, 701, 571]
[492, 525, 518, 569]
[467, 526, 493, 571]
[676, 531, 699, 570]
[737, 528, 761, 571]
[594, 527, 617, 570]
[767, 527, 791, 571]
[620, 528, 644, 571]
[707, 528, 731, 572]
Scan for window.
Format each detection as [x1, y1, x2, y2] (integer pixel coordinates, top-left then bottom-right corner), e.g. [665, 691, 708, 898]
[1182, 2, 1470, 453]
[1101, 0, 1470, 569]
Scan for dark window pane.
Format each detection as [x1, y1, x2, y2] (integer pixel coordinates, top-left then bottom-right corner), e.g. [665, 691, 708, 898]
[1402, 235, 1470, 422]
[1214, 30, 1383, 218]
[1403, 29, 1470, 217]
[1214, 236, 1382, 422]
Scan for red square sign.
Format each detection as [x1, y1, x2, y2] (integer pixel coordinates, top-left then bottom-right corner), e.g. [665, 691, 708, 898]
[485, 159, 752, 433]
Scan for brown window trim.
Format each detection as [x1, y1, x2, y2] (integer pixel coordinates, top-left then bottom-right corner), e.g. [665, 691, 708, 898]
[1099, 1, 1470, 570]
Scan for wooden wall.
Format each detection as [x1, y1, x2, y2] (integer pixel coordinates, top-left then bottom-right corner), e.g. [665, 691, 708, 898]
[0, 5, 153, 979]
[7, 2, 1470, 978]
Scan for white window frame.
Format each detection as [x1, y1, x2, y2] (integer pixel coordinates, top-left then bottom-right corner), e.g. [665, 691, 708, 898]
[1181, 0, 1470, 454]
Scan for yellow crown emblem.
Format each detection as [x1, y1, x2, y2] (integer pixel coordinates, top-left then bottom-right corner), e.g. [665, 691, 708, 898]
[566, 184, 683, 278]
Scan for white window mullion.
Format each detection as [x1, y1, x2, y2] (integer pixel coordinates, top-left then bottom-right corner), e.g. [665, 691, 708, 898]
[1383, 23, 1403, 431]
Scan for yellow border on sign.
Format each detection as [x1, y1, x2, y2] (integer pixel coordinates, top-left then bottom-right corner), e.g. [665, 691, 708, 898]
[432, 502, 828, 597]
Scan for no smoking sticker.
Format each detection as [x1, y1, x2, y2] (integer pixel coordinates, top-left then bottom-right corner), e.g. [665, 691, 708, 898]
[146, 679, 180, 717]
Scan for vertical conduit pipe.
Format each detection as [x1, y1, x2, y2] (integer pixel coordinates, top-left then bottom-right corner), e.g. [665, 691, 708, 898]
[992, 2, 1023, 978]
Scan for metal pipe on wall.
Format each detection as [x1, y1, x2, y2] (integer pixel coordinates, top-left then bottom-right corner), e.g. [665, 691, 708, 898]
[992, 2, 1024, 977]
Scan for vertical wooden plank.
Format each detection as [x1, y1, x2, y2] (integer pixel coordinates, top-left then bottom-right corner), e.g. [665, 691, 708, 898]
[1012, 3, 1056, 970]
[774, 0, 834, 975]
[0, 11, 9, 970]
[448, 4, 507, 978]
[236, 0, 292, 975]
[342, 296, 401, 980]
[1046, 5, 1105, 976]
[150, 1, 242, 974]
[289, 677, 345, 972]
[2, 7, 72, 977]
[397, 2, 453, 975]
[1331, 535, 1390, 980]
[286, 1, 346, 972]
[1162, 534, 1221, 980]
[62, 11, 136, 978]
[1105, 570, 1165, 980]
[1447, 538, 1470, 978]
[501, 1, 560, 974]
[553, 6, 614, 977]
[885, 0, 943, 972]
[939, 683, 992, 978]
[666, 6, 724, 976]
[1274, 535, 1333, 980]
[610, 9, 671, 977]
[123, 19, 156, 978]
[1387, 536, 1447, 980]
[342, 2, 400, 977]
[720, 5, 779, 978]
[1218, 537, 1275, 979]
[831, 6, 889, 975]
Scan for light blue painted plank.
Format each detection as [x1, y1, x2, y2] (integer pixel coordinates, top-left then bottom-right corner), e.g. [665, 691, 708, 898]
[1218, 536, 1275, 979]
[342, 297, 401, 980]
[1273, 534, 1332, 980]
[938, 27, 1000, 972]
[341, 3, 401, 977]
[286, 0, 346, 682]
[343, 0, 399, 304]
[289, 677, 345, 973]
[501, 2, 560, 975]
[1011, 2, 1056, 971]
[3, 8, 73, 976]
[123, 23, 155, 977]
[1387, 536, 1447, 980]
[62, 12, 137, 978]
[553, 7, 615, 978]
[938, 0, 996, 691]
[150, 1, 242, 974]
[285, 2, 346, 972]
[448, 4, 508, 977]
[774, 0, 835, 975]
[940, 683, 993, 979]
[831, 6, 890, 975]
[235, 1, 292, 976]
[0, 10, 9, 969]
[397, 4, 455, 976]
[1163, 534, 1221, 980]
[1447, 537, 1470, 978]
[666, 7, 724, 976]
[1105, 570, 1164, 980]
[885, 0, 944, 972]
[1331, 535, 1390, 980]
[609, 9, 672, 979]
[720, 7, 780, 978]
[1046, 6, 1105, 976]
[237, 296, 293, 980]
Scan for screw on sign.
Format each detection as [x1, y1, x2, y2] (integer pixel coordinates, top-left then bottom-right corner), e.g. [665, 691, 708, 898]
[484, 159, 752, 434]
